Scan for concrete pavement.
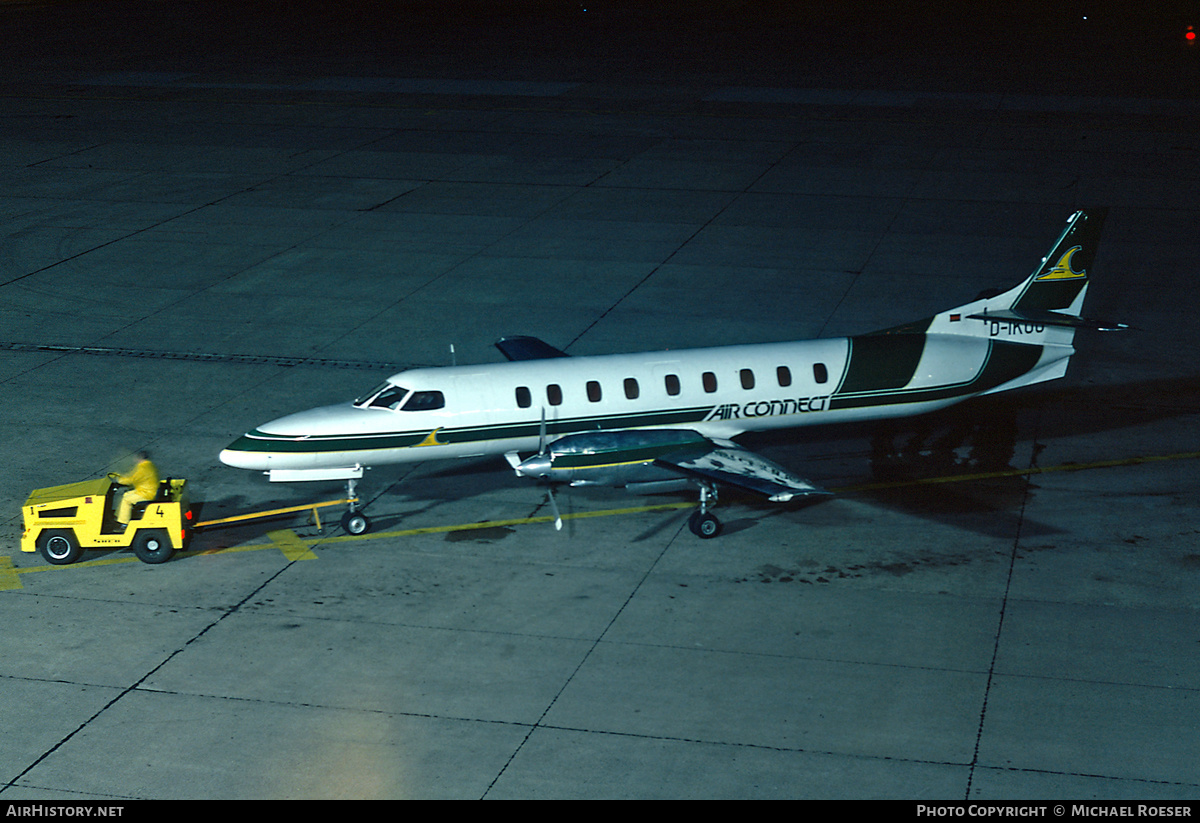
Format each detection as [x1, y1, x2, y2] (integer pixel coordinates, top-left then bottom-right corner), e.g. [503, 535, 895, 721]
[1, 0, 1198, 800]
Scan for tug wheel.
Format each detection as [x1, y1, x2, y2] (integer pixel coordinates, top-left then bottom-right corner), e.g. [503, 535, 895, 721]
[132, 529, 175, 564]
[38, 529, 83, 565]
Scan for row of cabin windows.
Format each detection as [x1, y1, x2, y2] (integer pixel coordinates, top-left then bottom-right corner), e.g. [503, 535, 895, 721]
[514, 363, 829, 408]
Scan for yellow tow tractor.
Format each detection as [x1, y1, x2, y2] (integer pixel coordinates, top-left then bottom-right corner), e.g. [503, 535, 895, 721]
[21, 477, 192, 565]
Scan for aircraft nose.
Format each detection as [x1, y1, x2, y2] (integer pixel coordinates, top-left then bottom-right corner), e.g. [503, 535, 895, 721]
[219, 448, 249, 469]
[219, 436, 267, 470]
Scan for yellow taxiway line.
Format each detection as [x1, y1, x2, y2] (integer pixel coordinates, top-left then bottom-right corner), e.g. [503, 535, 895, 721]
[4, 449, 1198, 590]
[302, 500, 698, 545]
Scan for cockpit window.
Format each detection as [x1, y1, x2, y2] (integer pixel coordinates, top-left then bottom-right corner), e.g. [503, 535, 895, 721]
[356, 383, 411, 410]
[401, 390, 445, 412]
[354, 382, 392, 406]
[354, 382, 444, 412]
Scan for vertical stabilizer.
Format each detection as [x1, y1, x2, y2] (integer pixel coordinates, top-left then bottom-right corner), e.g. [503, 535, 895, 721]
[927, 208, 1114, 337]
[1009, 207, 1107, 318]
[914, 208, 1115, 394]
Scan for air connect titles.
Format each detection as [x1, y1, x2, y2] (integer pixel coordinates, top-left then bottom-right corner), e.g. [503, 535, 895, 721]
[705, 396, 830, 422]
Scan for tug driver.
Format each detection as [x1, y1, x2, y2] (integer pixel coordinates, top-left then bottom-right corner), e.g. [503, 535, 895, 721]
[109, 450, 159, 529]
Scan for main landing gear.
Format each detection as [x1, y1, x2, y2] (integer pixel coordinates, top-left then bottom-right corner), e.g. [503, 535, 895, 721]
[687, 482, 722, 539]
[339, 477, 371, 535]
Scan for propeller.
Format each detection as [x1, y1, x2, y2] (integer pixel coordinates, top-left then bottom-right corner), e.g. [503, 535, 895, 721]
[546, 485, 562, 531]
[539, 408, 562, 531]
[505, 408, 562, 530]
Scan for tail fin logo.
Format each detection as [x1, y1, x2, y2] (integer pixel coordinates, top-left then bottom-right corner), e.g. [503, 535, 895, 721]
[1035, 246, 1086, 281]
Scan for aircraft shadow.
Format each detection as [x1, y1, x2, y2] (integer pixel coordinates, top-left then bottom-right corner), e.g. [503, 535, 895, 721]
[738, 374, 1200, 541]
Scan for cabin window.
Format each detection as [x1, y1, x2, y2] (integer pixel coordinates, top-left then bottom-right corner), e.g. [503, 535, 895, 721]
[813, 363, 829, 384]
[740, 369, 755, 390]
[702, 372, 718, 393]
[777, 366, 792, 387]
[401, 390, 445, 411]
[664, 374, 681, 396]
[547, 384, 563, 406]
[624, 378, 639, 400]
[586, 381, 602, 402]
[515, 386, 532, 408]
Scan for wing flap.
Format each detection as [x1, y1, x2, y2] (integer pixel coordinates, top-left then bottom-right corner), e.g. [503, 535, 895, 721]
[656, 445, 830, 502]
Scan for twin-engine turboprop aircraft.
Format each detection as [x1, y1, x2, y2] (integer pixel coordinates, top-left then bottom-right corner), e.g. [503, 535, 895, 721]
[220, 209, 1122, 537]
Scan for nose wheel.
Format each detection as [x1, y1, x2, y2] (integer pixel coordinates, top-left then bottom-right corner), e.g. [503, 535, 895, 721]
[687, 483, 722, 538]
[340, 510, 371, 535]
[340, 478, 372, 535]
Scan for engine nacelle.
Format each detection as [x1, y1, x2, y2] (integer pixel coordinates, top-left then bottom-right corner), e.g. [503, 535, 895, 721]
[512, 429, 710, 487]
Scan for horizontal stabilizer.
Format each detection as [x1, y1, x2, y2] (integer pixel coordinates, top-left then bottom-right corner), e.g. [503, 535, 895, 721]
[495, 336, 570, 361]
[967, 308, 1129, 331]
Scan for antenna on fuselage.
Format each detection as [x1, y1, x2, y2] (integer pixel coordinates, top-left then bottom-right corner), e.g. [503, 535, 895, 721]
[450, 344, 456, 366]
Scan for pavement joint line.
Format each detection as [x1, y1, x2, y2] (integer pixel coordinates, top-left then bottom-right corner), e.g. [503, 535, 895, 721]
[4, 450, 1198, 585]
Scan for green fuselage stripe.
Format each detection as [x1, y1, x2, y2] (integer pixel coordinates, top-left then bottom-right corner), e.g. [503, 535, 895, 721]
[837, 333, 926, 395]
[828, 339, 1042, 411]
[231, 405, 714, 454]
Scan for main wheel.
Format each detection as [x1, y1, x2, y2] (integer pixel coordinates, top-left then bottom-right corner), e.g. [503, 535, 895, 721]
[131, 529, 174, 564]
[688, 511, 722, 539]
[38, 529, 82, 565]
[341, 511, 371, 535]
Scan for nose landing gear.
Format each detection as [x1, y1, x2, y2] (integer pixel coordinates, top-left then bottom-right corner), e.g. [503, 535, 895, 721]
[339, 477, 371, 535]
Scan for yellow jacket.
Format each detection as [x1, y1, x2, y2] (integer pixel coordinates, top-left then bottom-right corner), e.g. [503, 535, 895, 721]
[117, 459, 159, 499]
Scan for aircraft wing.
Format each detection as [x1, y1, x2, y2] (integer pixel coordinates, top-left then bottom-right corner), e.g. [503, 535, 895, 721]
[655, 443, 831, 502]
[495, 336, 570, 361]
